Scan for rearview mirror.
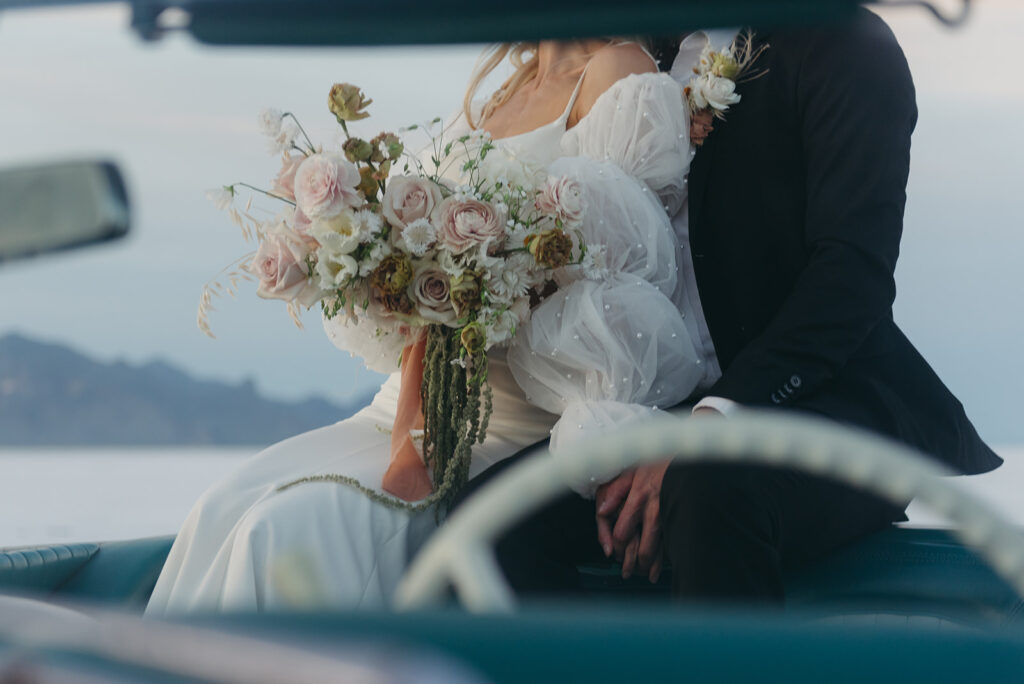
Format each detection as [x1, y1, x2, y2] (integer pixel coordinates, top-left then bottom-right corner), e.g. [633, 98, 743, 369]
[0, 160, 130, 263]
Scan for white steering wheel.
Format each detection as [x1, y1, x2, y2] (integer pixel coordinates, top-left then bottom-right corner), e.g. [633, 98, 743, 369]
[395, 410, 1024, 612]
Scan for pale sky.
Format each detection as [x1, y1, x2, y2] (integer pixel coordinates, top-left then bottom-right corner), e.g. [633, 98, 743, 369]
[1, 2, 1022, 442]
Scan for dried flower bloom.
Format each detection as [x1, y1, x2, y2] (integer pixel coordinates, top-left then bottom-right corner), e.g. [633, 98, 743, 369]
[527, 229, 574, 269]
[371, 254, 413, 295]
[460, 321, 486, 356]
[449, 271, 482, 316]
[328, 83, 372, 122]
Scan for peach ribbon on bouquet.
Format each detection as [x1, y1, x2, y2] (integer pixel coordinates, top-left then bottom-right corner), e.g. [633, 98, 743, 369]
[381, 335, 433, 501]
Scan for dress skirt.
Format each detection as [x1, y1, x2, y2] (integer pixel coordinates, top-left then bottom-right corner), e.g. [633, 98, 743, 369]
[145, 352, 555, 614]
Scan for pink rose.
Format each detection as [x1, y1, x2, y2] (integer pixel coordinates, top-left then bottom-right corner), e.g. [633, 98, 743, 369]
[294, 152, 362, 218]
[411, 263, 458, 326]
[291, 206, 314, 237]
[535, 176, 585, 226]
[249, 226, 320, 305]
[381, 176, 443, 235]
[272, 152, 305, 201]
[432, 197, 506, 254]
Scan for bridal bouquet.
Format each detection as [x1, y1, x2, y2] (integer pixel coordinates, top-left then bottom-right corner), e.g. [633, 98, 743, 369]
[201, 84, 590, 507]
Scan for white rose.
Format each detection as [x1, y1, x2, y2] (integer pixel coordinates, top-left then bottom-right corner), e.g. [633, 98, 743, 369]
[695, 73, 741, 112]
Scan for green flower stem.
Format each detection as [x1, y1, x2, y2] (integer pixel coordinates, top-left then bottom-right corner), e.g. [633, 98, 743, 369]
[234, 182, 296, 207]
[283, 112, 316, 153]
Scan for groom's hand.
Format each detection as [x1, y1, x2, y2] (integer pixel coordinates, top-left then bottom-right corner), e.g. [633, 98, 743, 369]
[595, 460, 670, 583]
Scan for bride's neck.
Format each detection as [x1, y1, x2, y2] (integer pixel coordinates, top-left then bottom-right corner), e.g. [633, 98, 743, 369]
[534, 39, 610, 84]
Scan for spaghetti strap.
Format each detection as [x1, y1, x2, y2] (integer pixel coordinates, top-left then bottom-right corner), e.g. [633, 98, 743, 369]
[561, 41, 658, 124]
[558, 63, 591, 124]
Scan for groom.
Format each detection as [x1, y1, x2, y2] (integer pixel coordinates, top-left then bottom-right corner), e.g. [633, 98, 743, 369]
[455, 9, 1002, 602]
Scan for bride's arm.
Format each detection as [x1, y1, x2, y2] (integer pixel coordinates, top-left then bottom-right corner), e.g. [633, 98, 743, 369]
[507, 159, 702, 498]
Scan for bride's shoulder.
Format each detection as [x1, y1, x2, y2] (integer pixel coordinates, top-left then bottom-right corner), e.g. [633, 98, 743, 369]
[572, 43, 659, 123]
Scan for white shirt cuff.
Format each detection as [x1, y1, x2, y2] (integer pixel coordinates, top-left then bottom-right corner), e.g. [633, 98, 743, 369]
[693, 396, 741, 417]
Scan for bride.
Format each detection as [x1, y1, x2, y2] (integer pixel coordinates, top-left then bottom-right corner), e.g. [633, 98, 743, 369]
[146, 37, 711, 614]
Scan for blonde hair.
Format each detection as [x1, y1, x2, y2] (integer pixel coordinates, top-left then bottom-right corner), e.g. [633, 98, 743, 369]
[463, 39, 653, 130]
[463, 43, 539, 130]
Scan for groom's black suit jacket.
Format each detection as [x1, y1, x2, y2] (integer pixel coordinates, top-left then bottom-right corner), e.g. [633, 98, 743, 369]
[679, 10, 1000, 474]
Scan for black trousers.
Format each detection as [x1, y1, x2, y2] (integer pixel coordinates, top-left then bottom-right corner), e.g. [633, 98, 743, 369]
[452, 451, 908, 605]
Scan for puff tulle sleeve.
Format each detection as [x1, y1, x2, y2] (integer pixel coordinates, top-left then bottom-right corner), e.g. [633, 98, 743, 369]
[561, 72, 693, 215]
[508, 73, 702, 498]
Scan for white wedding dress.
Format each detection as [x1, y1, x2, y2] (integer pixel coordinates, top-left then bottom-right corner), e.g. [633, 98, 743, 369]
[146, 66, 709, 615]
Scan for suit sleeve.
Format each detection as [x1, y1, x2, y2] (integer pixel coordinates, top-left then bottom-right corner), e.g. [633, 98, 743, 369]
[708, 14, 918, 407]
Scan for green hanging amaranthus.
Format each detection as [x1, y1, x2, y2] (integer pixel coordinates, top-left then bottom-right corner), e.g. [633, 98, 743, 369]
[278, 323, 492, 514]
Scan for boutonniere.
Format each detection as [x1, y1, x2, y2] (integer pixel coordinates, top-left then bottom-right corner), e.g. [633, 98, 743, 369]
[685, 31, 768, 145]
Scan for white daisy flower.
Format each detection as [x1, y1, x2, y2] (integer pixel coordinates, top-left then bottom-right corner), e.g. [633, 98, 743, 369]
[258, 108, 284, 137]
[353, 209, 384, 240]
[401, 218, 437, 257]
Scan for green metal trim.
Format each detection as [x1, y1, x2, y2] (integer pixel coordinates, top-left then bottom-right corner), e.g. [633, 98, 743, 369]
[177, 0, 860, 46]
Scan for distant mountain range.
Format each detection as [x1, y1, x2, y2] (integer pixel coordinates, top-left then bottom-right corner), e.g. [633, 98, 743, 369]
[0, 334, 373, 446]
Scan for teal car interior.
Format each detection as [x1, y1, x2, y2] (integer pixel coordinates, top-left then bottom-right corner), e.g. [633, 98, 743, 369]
[2, 0, 1021, 681]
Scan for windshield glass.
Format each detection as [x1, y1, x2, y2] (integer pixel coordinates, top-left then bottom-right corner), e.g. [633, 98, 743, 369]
[0, 2, 1020, 546]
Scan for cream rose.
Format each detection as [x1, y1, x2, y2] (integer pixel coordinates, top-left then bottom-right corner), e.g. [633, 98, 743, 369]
[309, 210, 361, 256]
[249, 226, 320, 305]
[294, 152, 362, 218]
[315, 250, 358, 290]
[381, 176, 443, 234]
[432, 197, 506, 254]
[693, 73, 741, 112]
[536, 176, 585, 226]
[411, 263, 458, 326]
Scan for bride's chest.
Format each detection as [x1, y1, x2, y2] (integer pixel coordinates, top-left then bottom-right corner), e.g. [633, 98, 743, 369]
[480, 78, 579, 140]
